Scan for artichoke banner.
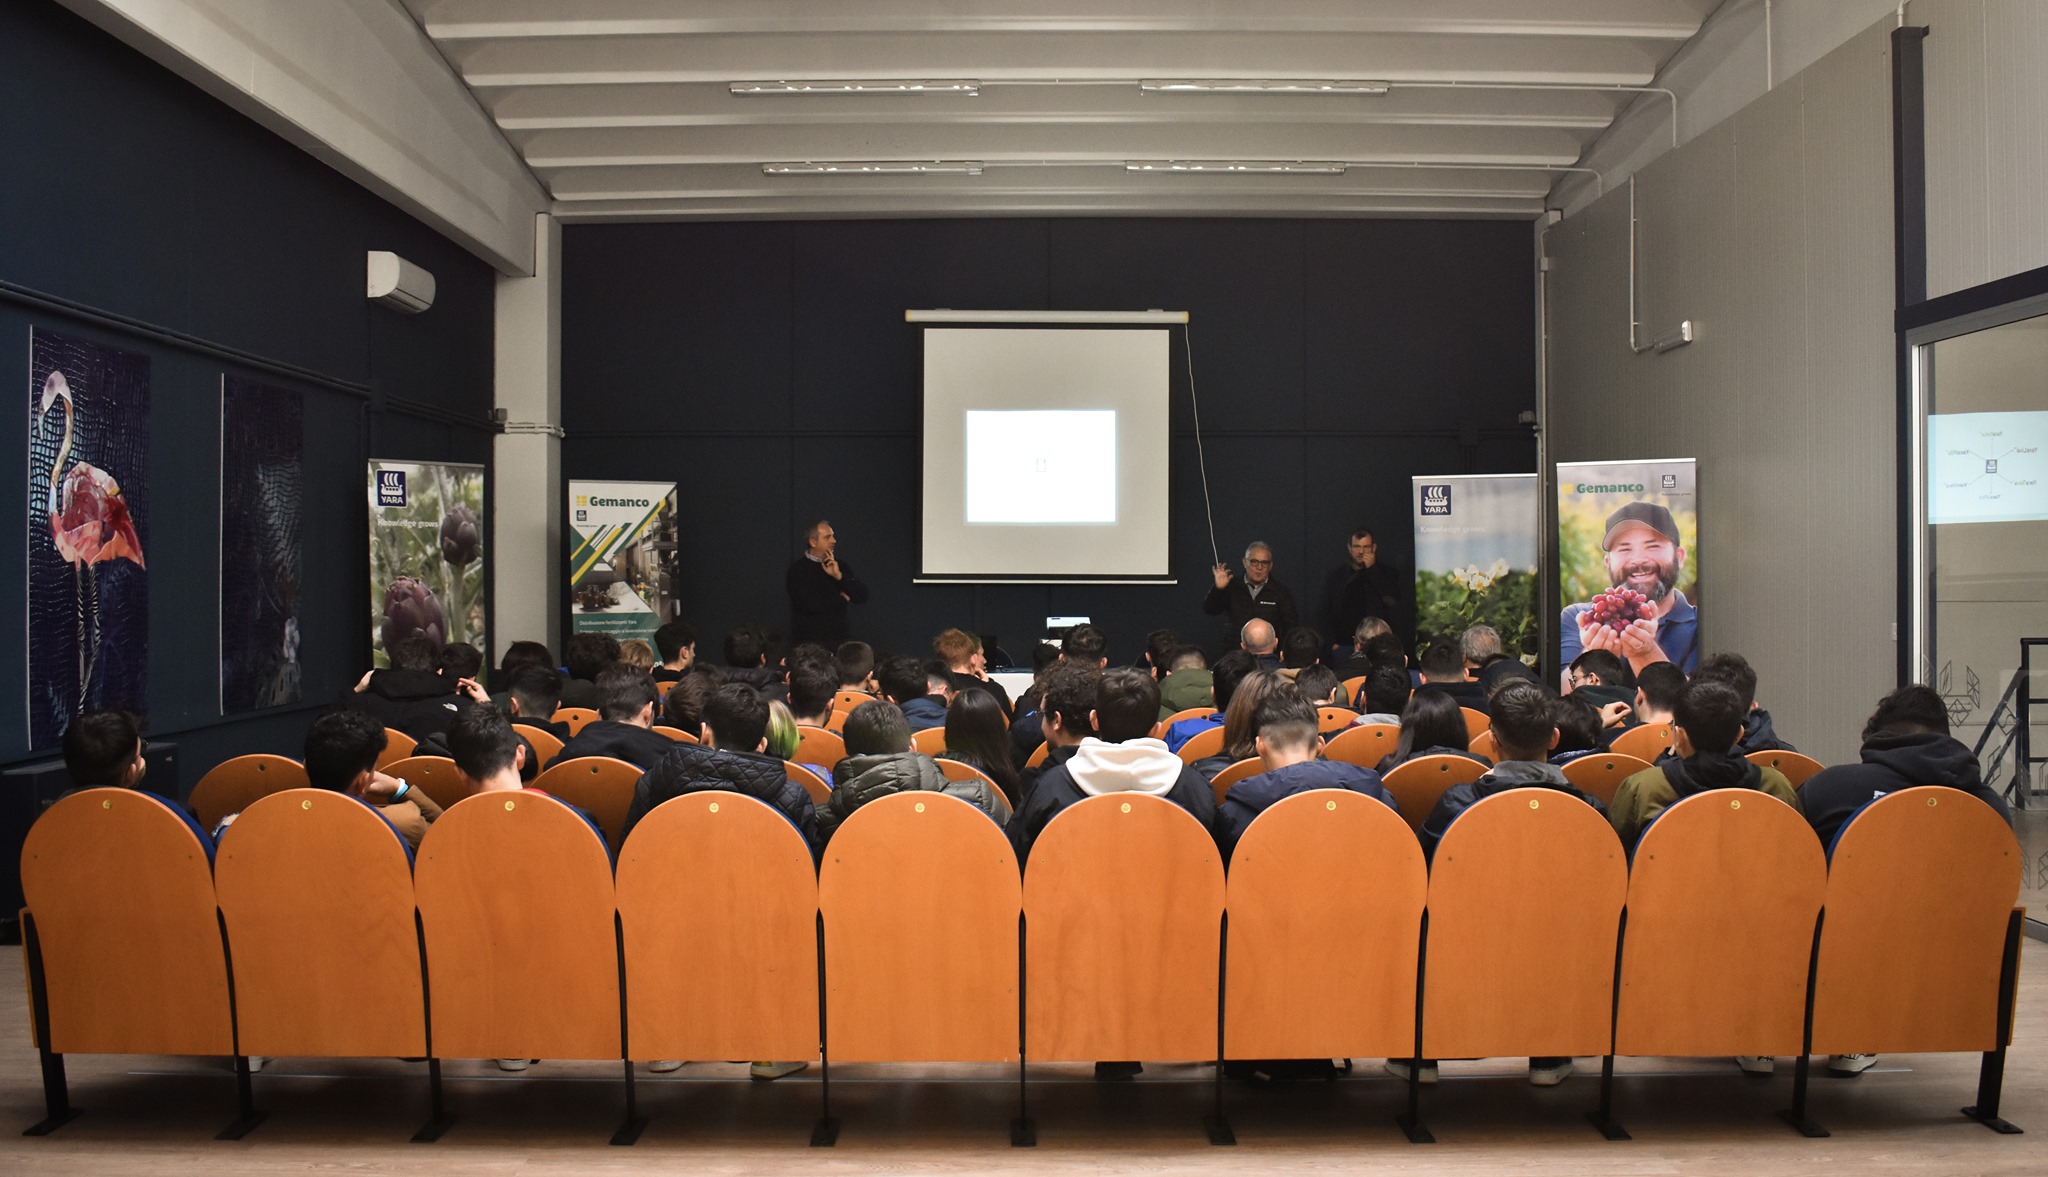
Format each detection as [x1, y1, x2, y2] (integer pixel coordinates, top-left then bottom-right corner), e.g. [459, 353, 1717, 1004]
[368, 460, 486, 668]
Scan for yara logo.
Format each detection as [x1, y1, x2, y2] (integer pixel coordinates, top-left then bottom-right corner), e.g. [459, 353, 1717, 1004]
[1421, 484, 1452, 515]
[376, 469, 408, 507]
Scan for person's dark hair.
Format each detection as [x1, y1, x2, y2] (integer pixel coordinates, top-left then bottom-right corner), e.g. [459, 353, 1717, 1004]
[1489, 681, 1559, 761]
[842, 699, 912, 757]
[564, 632, 621, 681]
[1039, 663, 1100, 738]
[662, 668, 720, 732]
[1635, 662, 1687, 714]
[1095, 668, 1163, 743]
[1166, 644, 1206, 672]
[723, 624, 767, 668]
[787, 642, 835, 673]
[1220, 669, 1287, 762]
[923, 658, 955, 695]
[1569, 648, 1631, 690]
[1294, 664, 1343, 707]
[303, 711, 386, 793]
[1210, 649, 1259, 713]
[1062, 623, 1108, 665]
[1390, 689, 1470, 765]
[61, 710, 143, 789]
[703, 682, 770, 750]
[447, 703, 522, 780]
[389, 633, 439, 673]
[942, 690, 1022, 805]
[1363, 664, 1412, 715]
[505, 664, 563, 718]
[876, 655, 928, 704]
[437, 642, 483, 680]
[1282, 626, 1323, 670]
[788, 662, 838, 721]
[1551, 694, 1603, 756]
[1694, 652, 1760, 708]
[1030, 641, 1062, 673]
[1861, 683, 1952, 742]
[1418, 643, 1467, 681]
[653, 621, 697, 664]
[1254, 681, 1320, 754]
[1362, 632, 1406, 670]
[835, 641, 875, 687]
[1144, 627, 1182, 674]
[1675, 680, 1747, 754]
[498, 640, 553, 677]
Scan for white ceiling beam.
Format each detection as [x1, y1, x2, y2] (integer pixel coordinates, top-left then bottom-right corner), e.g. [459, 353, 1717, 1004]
[551, 193, 1548, 220]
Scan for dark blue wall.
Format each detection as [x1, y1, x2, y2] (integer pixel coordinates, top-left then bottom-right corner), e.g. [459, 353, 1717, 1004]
[0, 3, 496, 784]
[561, 218, 1536, 665]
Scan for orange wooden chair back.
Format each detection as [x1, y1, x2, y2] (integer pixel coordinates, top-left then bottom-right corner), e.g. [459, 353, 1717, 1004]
[1340, 675, 1367, 703]
[651, 724, 698, 744]
[825, 708, 851, 733]
[20, 790, 233, 1056]
[1209, 757, 1266, 804]
[1316, 706, 1360, 734]
[415, 791, 619, 1060]
[1467, 729, 1498, 763]
[1461, 707, 1491, 739]
[1558, 751, 1655, 807]
[214, 789, 425, 1057]
[819, 791, 1020, 1061]
[1615, 791, 1823, 1057]
[656, 679, 676, 699]
[1609, 723, 1673, 762]
[551, 707, 600, 737]
[383, 755, 470, 810]
[1324, 722, 1398, 768]
[376, 728, 417, 770]
[1162, 706, 1218, 729]
[833, 689, 875, 712]
[1024, 793, 1223, 1062]
[1176, 724, 1226, 766]
[785, 761, 832, 805]
[1746, 748, 1826, 788]
[618, 792, 818, 1062]
[519, 725, 566, 764]
[1422, 788, 1625, 1061]
[188, 753, 311, 831]
[1226, 790, 1425, 1059]
[1025, 741, 1051, 768]
[910, 726, 948, 756]
[795, 725, 846, 769]
[1810, 787, 2022, 1055]
[935, 757, 998, 791]
[533, 756, 644, 854]
[1380, 754, 1489, 835]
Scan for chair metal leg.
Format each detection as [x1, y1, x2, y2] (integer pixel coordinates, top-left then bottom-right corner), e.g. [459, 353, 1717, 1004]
[411, 1058, 454, 1142]
[1010, 1051, 1036, 1146]
[809, 1051, 839, 1148]
[21, 913, 79, 1137]
[23, 1046, 77, 1137]
[1584, 1055, 1630, 1140]
[1963, 909, 2025, 1134]
[611, 1059, 648, 1145]
[1202, 1061, 1236, 1145]
[1394, 1062, 1434, 1144]
[1202, 918, 1234, 1146]
[214, 1055, 267, 1140]
[1778, 1054, 1830, 1138]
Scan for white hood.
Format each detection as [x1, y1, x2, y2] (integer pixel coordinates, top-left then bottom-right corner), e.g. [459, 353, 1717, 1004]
[1066, 736, 1184, 797]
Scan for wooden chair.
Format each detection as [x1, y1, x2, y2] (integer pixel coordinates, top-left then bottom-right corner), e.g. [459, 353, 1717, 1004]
[533, 756, 644, 854]
[1024, 792, 1227, 1142]
[376, 728, 417, 770]
[1603, 791, 1824, 1136]
[935, 757, 998, 792]
[656, 679, 676, 698]
[817, 791, 1023, 1143]
[785, 761, 832, 805]
[381, 755, 470, 811]
[1340, 675, 1367, 703]
[414, 790, 629, 1141]
[1609, 723, 1673, 762]
[825, 708, 851, 733]
[1412, 788, 1625, 1142]
[1379, 754, 1489, 836]
[1558, 752, 1655, 807]
[188, 754, 311, 831]
[1176, 724, 1227, 766]
[1208, 757, 1266, 804]
[1468, 729, 1498, 763]
[1317, 706, 1360, 734]
[833, 689, 875, 712]
[1460, 707, 1490, 739]
[617, 792, 818, 1081]
[1800, 787, 2025, 1135]
[1025, 741, 1051, 768]
[519, 724, 566, 764]
[19, 789, 249, 1137]
[1161, 706, 1218, 729]
[1746, 748, 1826, 788]
[651, 724, 698, 743]
[551, 706, 600, 737]
[795, 725, 846, 769]
[1323, 723, 1399, 769]
[910, 726, 948, 756]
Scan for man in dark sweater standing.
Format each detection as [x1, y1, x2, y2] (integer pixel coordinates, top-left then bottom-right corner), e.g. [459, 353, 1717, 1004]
[1204, 541, 1298, 638]
[787, 519, 869, 645]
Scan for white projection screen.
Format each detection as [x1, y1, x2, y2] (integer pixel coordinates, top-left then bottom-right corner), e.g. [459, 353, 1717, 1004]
[920, 326, 1171, 580]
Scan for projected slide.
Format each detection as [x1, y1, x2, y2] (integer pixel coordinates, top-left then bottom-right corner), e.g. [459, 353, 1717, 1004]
[965, 410, 1116, 523]
[1928, 410, 2048, 524]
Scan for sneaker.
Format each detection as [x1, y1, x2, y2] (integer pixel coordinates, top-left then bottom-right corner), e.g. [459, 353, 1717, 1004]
[1528, 1057, 1575, 1086]
[495, 1058, 534, 1072]
[1828, 1053, 1878, 1076]
[749, 1060, 807, 1080]
[647, 1059, 685, 1073]
[1735, 1055, 1775, 1076]
[1383, 1058, 1438, 1084]
[1092, 1061, 1144, 1081]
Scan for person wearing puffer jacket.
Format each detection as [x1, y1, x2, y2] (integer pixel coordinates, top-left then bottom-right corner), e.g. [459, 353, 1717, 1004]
[620, 682, 819, 854]
[1008, 668, 1219, 864]
[817, 699, 1011, 844]
[1216, 684, 1398, 864]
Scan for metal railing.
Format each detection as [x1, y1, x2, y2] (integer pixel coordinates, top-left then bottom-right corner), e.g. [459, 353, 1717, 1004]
[1973, 638, 2046, 809]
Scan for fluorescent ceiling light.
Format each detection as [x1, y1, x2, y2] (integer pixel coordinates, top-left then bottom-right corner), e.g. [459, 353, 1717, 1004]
[762, 161, 984, 175]
[731, 79, 980, 96]
[1125, 160, 1347, 175]
[1141, 79, 1390, 95]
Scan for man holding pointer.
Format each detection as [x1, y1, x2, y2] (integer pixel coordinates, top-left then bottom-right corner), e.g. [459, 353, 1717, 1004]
[1204, 540, 1298, 638]
[1558, 502, 1699, 675]
[787, 519, 869, 645]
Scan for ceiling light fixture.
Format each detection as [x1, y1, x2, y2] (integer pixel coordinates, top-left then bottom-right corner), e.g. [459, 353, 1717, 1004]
[1124, 160, 1347, 174]
[731, 79, 980, 96]
[761, 161, 984, 175]
[1140, 79, 1390, 95]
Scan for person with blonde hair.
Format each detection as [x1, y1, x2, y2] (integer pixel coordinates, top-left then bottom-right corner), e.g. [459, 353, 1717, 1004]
[617, 638, 656, 674]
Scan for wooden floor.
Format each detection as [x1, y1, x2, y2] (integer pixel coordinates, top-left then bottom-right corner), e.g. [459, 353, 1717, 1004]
[4, 940, 2046, 1175]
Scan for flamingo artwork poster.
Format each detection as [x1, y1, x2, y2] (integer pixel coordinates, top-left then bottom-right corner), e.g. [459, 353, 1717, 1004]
[27, 328, 150, 751]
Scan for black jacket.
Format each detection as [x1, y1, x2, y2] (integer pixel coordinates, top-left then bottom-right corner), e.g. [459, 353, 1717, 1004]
[341, 669, 463, 742]
[1416, 679, 1489, 714]
[1736, 707, 1797, 755]
[949, 672, 1013, 720]
[1009, 709, 1047, 769]
[1419, 760, 1607, 860]
[1217, 759, 1399, 863]
[512, 715, 571, 743]
[1323, 561, 1406, 645]
[621, 742, 819, 854]
[1203, 577, 1299, 637]
[545, 720, 680, 772]
[1797, 730, 2010, 849]
[1375, 743, 1491, 776]
[787, 556, 869, 645]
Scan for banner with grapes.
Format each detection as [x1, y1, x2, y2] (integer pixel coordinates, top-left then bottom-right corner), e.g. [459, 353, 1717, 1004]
[1555, 458, 1699, 675]
[366, 460, 485, 669]
[1411, 473, 1540, 664]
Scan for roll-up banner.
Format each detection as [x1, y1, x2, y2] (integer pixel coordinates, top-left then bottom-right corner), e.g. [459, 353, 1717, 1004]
[1555, 458, 1699, 675]
[1412, 473, 1541, 664]
[367, 460, 486, 668]
[569, 480, 679, 645]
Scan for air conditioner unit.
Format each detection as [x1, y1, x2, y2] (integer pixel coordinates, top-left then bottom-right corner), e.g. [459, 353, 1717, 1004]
[367, 251, 435, 314]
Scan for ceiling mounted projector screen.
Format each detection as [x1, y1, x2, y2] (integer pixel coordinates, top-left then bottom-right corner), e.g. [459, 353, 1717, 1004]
[920, 326, 1171, 580]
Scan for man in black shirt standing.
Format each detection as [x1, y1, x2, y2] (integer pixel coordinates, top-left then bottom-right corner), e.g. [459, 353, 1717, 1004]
[786, 519, 869, 645]
[1204, 540, 1298, 638]
[1324, 529, 1407, 652]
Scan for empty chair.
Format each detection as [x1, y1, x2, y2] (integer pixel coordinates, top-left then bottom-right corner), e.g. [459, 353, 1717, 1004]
[911, 726, 948, 756]
[1176, 725, 1227, 766]
[533, 756, 644, 854]
[794, 725, 846, 769]
[1558, 752, 1655, 807]
[519, 725, 566, 764]
[188, 754, 311, 831]
[376, 728, 417, 770]
[551, 706, 600, 737]
[1324, 723, 1399, 769]
[1746, 749, 1826, 789]
[1208, 757, 1266, 804]
[1460, 708, 1490, 740]
[785, 761, 831, 805]
[381, 755, 469, 810]
[1380, 754, 1489, 836]
[1609, 723, 1673, 762]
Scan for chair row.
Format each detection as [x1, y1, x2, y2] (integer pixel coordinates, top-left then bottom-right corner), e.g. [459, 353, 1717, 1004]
[18, 781, 2022, 1147]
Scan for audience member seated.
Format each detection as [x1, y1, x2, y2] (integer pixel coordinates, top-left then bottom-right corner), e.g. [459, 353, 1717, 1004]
[876, 655, 949, 732]
[1631, 662, 1686, 728]
[819, 700, 1009, 843]
[501, 665, 569, 742]
[1215, 682, 1397, 862]
[1012, 626, 1110, 764]
[446, 703, 531, 795]
[1278, 626, 1323, 678]
[721, 623, 783, 694]
[938, 688, 1024, 807]
[559, 631, 621, 710]
[493, 639, 553, 691]
[1469, 624, 1541, 695]
[621, 682, 819, 850]
[935, 627, 1013, 718]
[1008, 668, 1218, 864]
[1357, 664, 1412, 725]
[1798, 683, 2011, 849]
[344, 633, 464, 741]
[651, 621, 696, 683]
[834, 640, 877, 694]
[1293, 664, 1346, 710]
[786, 660, 838, 728]
[1333, 616, 1393, 679]
[58, 709, 148, 799]
[1155, 645, 1212, 721]
[414, 677, 543, 783]
[618, 639, 656, 674]
[1607, 679, 1799, 851]
[1194, 669, 1289, 781]
[1162, 649, 1257, 753]
[1142, 627, 1183, 680]
[545, 664, 679, 771]
[1565, 649, 1637, 731]
[438, 641, 484, 688]
[1693, 653, 1797, 754]
[302, 710, 442, 850]
[1375, 688, 1489, 775]
[1241, 618, 1282, 671]
[1018, 663, 1098, 801]
[1548, 694, 1609, 762]
[1010, 641, 1064, 720]
[660, 665, 725, 734]
[1414, 641, 1489, 713]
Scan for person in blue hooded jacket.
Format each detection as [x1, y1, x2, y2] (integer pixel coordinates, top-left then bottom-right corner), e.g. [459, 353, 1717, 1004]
[1216, 682, 1398, 863]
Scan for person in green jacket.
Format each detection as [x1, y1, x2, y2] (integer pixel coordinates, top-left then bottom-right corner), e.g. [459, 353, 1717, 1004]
[1608, 678, 1799, 850]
